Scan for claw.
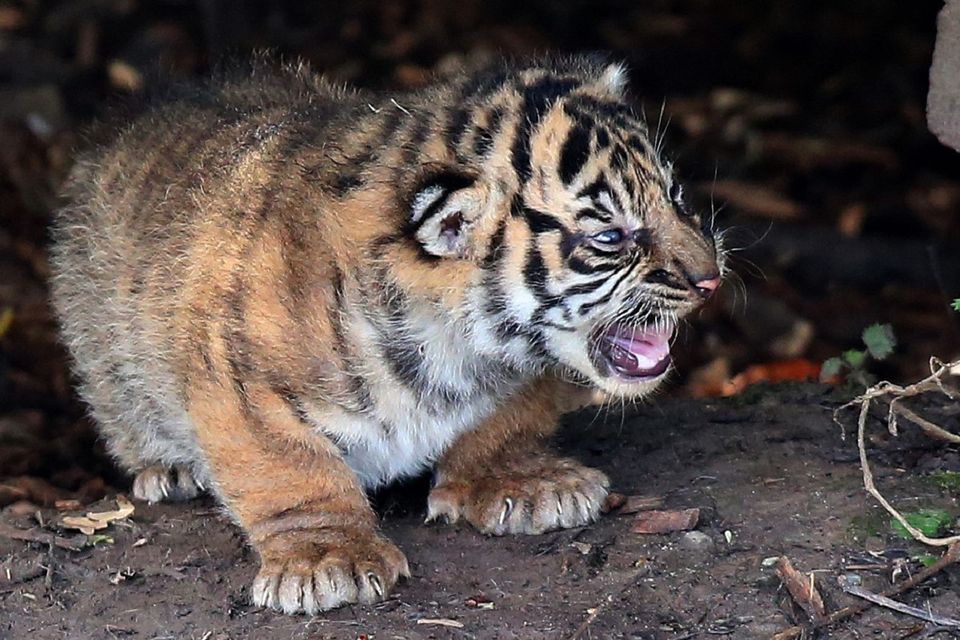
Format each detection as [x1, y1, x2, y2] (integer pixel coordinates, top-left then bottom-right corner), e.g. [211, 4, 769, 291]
[369, 573, 383, 598]
[500, 497, 514, 525]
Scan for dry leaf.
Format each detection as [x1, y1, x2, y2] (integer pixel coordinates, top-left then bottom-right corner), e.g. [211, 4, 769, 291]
[61, 496, 135, 535]
[86, 496, 135, 523]
[61, 516, 109, 535]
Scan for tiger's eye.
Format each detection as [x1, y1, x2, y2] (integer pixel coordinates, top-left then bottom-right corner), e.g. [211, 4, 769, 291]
[669, 182, 684, 204]
[592, 229, 625, 245]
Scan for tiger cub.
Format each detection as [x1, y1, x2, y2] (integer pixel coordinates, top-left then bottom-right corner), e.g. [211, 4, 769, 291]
[50, 56, 721, 614]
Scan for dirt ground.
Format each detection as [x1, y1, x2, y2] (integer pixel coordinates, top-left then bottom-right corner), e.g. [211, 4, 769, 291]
[2, 0, 960, 638]
[2, 384, 957, 640]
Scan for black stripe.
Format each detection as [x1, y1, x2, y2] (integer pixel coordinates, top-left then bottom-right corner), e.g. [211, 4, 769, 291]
[595, 127, 611, 149]
[460, 69, 510, 101]
[483, 218, 507, 268]
[328, 266, 373, 413]
[274, 386, 313, 426]
[559, 124, 592, 185]
[402, 114, 433, 167]
[578, 254, 641, 315]
[567, 95, 645, 133]
[576, 207, 612, 223]
[560, 231, 585, 259]
[511, 77, 581, 184]
[568, 255, 617, 275]
[473, 106, 505, 158]
[576, 177, 610, 201]
[563, 278, 609, 297]
[524, 207, 568, 235]
[611, 144, 629, 171]
[222, 284, 252, 415]
[523, 241, 551, 301]
[445, 106, 471, 158]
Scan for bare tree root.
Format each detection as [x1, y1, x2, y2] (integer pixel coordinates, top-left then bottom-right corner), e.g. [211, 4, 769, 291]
[770, 360, 960, 638]
[835, 357, 960, 547]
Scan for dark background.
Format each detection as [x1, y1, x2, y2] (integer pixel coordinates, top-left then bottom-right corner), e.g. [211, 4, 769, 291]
[1, 0, 958, 497]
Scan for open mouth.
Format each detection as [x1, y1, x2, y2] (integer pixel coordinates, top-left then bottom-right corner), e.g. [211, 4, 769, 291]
[596, 321, 674, 381]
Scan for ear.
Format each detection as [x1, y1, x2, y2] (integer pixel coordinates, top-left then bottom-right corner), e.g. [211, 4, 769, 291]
[407, 168, 484, 259]
[596, 62, 628, 98]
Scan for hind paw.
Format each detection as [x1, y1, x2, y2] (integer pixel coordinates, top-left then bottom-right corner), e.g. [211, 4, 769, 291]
[132, 464, 203, 503]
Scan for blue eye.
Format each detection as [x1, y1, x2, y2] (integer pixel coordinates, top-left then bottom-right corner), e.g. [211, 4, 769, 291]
[592, 229, 625, 245]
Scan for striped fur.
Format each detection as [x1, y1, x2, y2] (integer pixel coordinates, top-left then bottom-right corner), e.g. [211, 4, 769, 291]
[50, 56, 720, 614]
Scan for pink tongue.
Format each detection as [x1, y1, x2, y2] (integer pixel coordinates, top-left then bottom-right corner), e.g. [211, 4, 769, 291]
[605, 325, 672, 374]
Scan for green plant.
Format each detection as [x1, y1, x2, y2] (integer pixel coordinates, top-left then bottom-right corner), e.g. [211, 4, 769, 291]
[953, 298, 960, 312]
[890, 509, 953, 540]
[821, 323, 896, 390]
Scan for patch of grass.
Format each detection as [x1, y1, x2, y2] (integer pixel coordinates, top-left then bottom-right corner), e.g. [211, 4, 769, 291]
[890, 509, 953, 540]
[924, 471, 960, 494]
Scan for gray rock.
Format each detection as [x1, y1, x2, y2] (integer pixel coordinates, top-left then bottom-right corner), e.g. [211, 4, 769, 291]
[929, 0, 960, 151]
[678, 531, 715, 554]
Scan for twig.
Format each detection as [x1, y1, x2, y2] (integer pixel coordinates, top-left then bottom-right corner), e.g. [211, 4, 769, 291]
[0, 523, 84, 552]
[771, 543, 960, 640]
[775, 556, 827, 622]
[893, 404, 960, 444]
[840, 582, 960, 627]
[835, 358, 960, 547]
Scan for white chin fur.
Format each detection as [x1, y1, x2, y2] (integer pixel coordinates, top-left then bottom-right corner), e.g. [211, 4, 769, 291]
[588, 371, 667, 399]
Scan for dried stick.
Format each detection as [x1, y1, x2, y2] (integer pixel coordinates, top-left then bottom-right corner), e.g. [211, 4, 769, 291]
[0, 523, 84, 552]
[775, 557, 827, 622]
[836, 358, 960, 547]
[771, 543, 960, 640]
[840, 583, 960, 628]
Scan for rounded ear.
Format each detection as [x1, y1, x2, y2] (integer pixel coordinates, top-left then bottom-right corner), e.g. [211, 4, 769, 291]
[406, 167, 483, 259]
[596, 62, 628, 98]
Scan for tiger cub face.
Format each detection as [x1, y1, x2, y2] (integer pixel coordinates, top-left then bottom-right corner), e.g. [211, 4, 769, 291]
[402, 60, 721, 398]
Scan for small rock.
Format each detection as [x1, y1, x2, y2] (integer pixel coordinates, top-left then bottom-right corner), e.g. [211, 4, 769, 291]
[678, 531, 715, 553]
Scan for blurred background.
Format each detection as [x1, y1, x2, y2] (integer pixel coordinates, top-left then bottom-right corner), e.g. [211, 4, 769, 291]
[0, 0, 958, 502]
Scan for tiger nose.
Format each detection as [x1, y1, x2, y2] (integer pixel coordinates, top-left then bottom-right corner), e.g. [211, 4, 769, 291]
[693, 275, 721, 299]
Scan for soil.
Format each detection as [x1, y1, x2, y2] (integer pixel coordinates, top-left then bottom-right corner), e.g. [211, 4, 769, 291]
[2, 384, 957, 639]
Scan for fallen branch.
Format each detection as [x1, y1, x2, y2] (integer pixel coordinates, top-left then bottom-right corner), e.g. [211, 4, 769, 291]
[771, 543, 960, 640]
[0, 523, 84, 552]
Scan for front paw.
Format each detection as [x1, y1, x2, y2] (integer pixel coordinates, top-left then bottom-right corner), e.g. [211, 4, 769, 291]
[427, 456, 609, 535]
[252, 527, 410, 615]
